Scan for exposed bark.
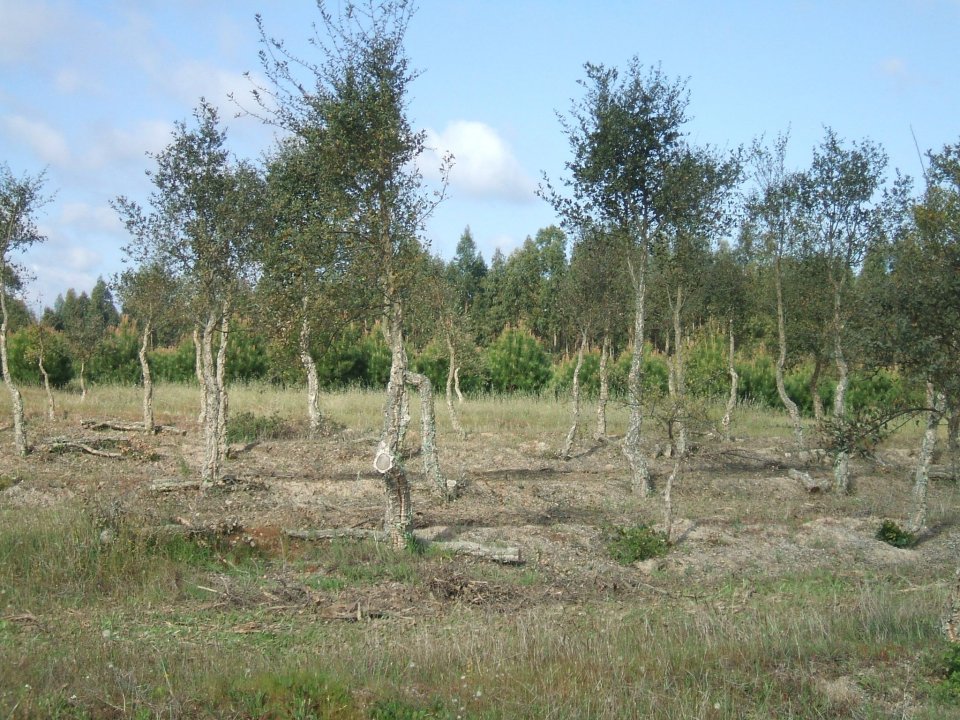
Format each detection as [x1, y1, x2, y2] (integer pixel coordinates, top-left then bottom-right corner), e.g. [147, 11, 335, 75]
[787, 468, 829, 493]
[0, 277, 26, 456]
[909, 383, 945, 533]
[45, 439, 123, 459]
[944, 566, 960, 643]
[299, 307, 323, 438]
[375, 303, 414, 549]
[405, 369, 457, 499]
[947, 400, 960, 481]
[139, 319, 154, 435]
[562, 330, 587, 459]
[444, 333, 466, 439]
[774, 256, 804, 448]
[623, 249, 651, 496]
[594, 333, 610, 442]
[721, 321, 738, 441]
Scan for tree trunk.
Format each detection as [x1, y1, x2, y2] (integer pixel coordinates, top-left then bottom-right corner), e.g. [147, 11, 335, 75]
[78, 360, 87, 402]
[721, 320, 738, 441]
[200, 311, 221, 487]
[299, 308, 323, 438]
[809, 354, 825, 423]
[139, 320, 154, 435]
[374, 303, 414, 549]
[193, 325, 206, 426]
[663, 456, 682, 544]
[623, 249, 651, 495]
[832, 291, 851, 494]
[562, 330, 587, 460]
[946, 398, 960, 481]
[215, 307, 229, 472]
[405, 369, 457, 499]
[669, 286, 687, 457]
[445, 333, 466, 439]
[909, 383, 945, 533]
[774, 257, 804, 448]
[594, 333, 610, 442]
[0, 281, 26, 457]
[453, 367, 464, 404]
[37, 343, 55, 422]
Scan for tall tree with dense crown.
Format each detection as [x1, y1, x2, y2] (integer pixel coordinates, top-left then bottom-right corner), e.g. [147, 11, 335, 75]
[115, 102, 264, 486]
[544, 60, 692, 496]
[0, 164, 49, 456]
[252, 0, 454, 546]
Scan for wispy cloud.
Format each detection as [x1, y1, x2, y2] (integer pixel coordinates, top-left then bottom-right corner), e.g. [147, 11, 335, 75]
[423, 121, 537, 203]
[2, 115, 71, 166]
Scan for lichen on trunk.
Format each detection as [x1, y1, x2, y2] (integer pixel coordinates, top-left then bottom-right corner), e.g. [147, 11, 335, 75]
[721, 321, 738, 441]
[909, 383, 945, 533]
[0, 276, 27, 456]
[444, 332, 465, 440]
[594, 334, 610, 442]
[139, 319, 154, 434]
[299, 307, 323, 438]
[623, 250, 651, 496]
[774, 257, 804, 448]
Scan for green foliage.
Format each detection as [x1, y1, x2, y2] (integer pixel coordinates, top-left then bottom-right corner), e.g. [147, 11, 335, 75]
[6, 327, 72, 386]
[551, 350, 602, 397]
[221, 669, 356, 719]
[875, 520, 916, 549]
[935, 644, 960, 701]
[485, 327, 552, 394]
[226, 324, 271, 382]
[148, 338, 196, 383]
[226, 411, 296, 444]
[370, 698, 454, 720]
[608, 349, 669, 397]
[606, 524, 670, 564]
[821, 406, 898, 457]
[89, 324, 141, 384]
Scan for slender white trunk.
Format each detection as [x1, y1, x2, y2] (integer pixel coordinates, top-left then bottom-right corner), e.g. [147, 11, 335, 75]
[215, 308, 229, 471]
[663, 457, 682, 544]
[299, 308, 322, 438]
[139, 320, 154, 434]
[623, 248, 651, 495]
[445, 333, 465, 440]
[909, 383, 945, 533]
[669, 287, 687, 457]
[721, 321, 738, 441]
[193, 325, 206, 426]
[37, 337, 55, 421]
[832, 290, 851, 494]
[774, 258, 803, 448]
[562, 330, 587, 460]
[454, 367, 464, 404]
[594, 334, 610, 442]
[0, 280, 26, 456]
[809, 355, 825, 423]
[78, 360, 87, 402]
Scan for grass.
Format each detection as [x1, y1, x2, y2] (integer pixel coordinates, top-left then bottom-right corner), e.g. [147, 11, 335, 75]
[1, 382, 959, 718]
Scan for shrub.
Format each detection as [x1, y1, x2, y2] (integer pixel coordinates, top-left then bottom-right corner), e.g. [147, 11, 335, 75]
[606, 524, 669, 564]
[485, 327, 552, 393]
[875, 519, 915, 549]
[226, 411, 296, 443]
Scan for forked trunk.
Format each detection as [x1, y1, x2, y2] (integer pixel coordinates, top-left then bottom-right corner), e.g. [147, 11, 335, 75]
[445, 332, 466, 439]
[623, 249, 651, 496]
[299, 309, 322, 438]
[774, 258, 804, 448]
[909, 383, 945, 533]
[0, 282, 26, 456]
[561, 330, 587, 460]
[139, 320, 154, 434]
[721, 320, 738, 441]
[594, 333, 610, 442]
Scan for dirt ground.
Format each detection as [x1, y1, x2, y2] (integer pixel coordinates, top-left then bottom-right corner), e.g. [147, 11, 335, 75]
[3, 409, 957, 617]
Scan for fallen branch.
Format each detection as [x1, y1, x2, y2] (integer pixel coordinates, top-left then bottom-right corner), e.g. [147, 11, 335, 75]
[45, 438, 124, 459]
[787, 468, 830, 493]
[285, 527, 523, 564]
[80, 419, 185, 435]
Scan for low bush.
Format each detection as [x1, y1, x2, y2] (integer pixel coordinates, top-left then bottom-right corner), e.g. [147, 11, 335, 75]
[875, 519, 916, 549]
[606, 524, 670, 564]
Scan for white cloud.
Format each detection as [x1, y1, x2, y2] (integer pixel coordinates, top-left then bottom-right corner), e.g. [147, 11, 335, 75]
[59, 202, 122, 235]
[0, 0, 69, 65]
[2, 115, 71, 166]
[84, 119, 174, 170]
[423, 121, 536, 203]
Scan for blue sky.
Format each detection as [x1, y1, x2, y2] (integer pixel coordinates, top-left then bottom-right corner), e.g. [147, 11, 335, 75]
[2, 0, 958, 310]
